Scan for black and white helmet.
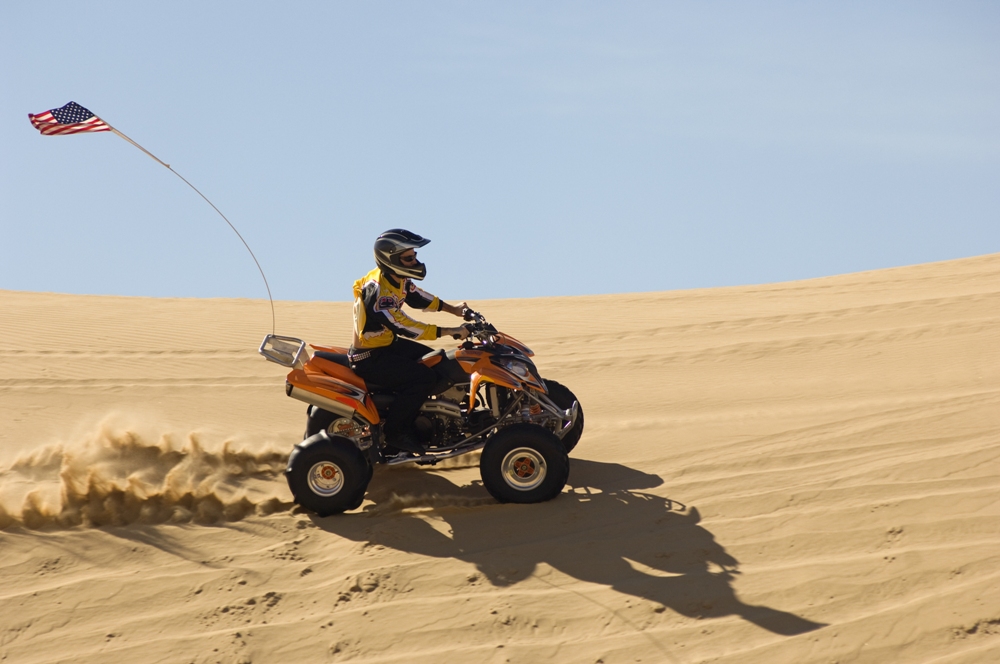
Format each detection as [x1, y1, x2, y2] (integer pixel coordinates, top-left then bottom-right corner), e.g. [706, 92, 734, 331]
[373, 229, 430, 280]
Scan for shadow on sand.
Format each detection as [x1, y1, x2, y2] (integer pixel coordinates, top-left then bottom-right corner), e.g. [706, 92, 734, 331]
[312, 458, 825, 636]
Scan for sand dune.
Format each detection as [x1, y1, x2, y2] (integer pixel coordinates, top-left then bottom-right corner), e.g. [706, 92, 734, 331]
[1, 254, 998, 663]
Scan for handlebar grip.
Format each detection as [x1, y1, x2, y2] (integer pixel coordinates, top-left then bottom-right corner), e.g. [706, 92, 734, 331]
[452, 322, 476, 339]
[463, 308, 477, 321]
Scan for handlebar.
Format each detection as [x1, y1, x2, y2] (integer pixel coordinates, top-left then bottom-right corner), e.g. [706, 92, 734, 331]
[451, 309, 531, 355]
[451, 310, 496, 343]
[453, 308, 489, 339]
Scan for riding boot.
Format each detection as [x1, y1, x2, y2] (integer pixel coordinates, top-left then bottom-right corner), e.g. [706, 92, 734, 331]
[387, 430, 424, 455]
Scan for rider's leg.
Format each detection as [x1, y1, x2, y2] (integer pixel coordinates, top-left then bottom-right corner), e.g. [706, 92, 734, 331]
[392, 338, 435, 361]
[353, 346, 436, 452]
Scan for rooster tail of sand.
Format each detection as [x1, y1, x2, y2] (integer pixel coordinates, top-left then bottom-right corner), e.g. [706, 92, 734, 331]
[0, 417, 294, 530]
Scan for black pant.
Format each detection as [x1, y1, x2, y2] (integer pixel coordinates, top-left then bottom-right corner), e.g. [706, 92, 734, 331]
[351, 339, 436, 441]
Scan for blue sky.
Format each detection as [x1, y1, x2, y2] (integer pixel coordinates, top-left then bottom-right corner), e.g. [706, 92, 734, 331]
[2, 1, 998, 307]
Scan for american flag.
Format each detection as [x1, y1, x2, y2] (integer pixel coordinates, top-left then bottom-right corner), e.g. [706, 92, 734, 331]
[29, 102, 110, 136]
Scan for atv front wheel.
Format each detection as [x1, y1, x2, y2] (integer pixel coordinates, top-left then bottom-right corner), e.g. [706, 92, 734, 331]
[286, 432, 370, 516]
[543, 379, 584, 453]
[480, 424, 569, 504]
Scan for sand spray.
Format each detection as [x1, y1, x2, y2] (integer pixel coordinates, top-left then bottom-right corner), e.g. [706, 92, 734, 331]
[0, 416, 294, 530]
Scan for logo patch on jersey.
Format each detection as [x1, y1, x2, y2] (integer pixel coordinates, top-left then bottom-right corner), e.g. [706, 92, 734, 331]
[377, 295, 398, 310]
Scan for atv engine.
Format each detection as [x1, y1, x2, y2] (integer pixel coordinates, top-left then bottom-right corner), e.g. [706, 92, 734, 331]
[414, 397, 466, 447]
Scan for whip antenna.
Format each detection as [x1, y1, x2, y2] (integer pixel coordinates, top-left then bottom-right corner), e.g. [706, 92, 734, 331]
[111, 128, 277, 335]
[27, 101, 276, 335]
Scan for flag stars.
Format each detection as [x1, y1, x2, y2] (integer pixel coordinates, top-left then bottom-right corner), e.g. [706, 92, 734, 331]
[51, 101, 95, 124]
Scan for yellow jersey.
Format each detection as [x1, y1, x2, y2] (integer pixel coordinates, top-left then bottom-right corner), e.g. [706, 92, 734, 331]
[352, 268, 442, 348]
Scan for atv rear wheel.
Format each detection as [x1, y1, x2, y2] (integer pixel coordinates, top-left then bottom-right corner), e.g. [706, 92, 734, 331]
[480, 423, 569, 504]
[543, 379, 584, 453]
[286, 432, 370, 516]
[304, 406, 337, 439]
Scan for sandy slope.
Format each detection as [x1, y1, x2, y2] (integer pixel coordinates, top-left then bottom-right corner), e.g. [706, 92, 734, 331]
[1, 254, 998, 663]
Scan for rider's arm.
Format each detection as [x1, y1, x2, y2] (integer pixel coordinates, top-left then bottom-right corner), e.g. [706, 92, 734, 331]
[378, 305, 439, 341]
[440, 325, 471, 340]
[403, 282, 441, 312]
[439, 301, 469, 317]
[381, 312, 466, 341]
[404, 285, 468, 318]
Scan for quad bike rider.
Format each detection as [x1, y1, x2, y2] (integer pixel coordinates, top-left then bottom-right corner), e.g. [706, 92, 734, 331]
[258, 230, 584, 516]
[349, 229, 471, 455]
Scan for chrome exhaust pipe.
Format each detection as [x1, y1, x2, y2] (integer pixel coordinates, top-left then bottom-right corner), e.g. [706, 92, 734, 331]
[285, 383, 356, 419]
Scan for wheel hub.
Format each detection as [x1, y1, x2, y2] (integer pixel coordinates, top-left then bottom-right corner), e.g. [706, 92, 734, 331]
[500, 447, 547, 491]
[307, 461, 345, 496]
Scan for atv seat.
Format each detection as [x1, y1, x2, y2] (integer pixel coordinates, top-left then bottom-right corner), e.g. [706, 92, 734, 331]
[313, 350, 396, 393]
[313, 351, 351, 368]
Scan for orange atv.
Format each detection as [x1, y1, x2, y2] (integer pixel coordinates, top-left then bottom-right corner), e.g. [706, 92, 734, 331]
[259, 310, 583, 515]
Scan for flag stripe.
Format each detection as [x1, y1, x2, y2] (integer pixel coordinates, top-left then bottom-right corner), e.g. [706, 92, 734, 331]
[36, 120, 111, 136]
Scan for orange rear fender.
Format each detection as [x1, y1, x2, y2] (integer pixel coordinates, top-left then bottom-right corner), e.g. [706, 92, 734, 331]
[286, 367, 380, 424]
[307, 356, 368, 390]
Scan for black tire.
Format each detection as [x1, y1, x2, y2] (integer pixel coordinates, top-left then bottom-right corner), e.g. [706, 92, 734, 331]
[480, 424, 569, 504]
[303, 406, 337, 439]
[543, 379, 584, 453]
[286, 433, 370, 516]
